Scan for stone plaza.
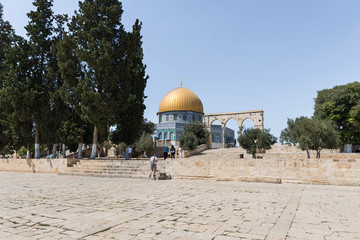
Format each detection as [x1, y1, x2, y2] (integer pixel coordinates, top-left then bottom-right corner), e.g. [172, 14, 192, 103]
[1, 171, 360, 240]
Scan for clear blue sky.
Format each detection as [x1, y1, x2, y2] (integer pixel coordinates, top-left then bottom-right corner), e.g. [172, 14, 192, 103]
[2, 0, 360, 140]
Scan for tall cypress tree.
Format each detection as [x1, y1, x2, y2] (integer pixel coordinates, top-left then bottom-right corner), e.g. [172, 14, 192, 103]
[0, 3, 15, 153]
[2, 37, 34, 158]
[24, 0, 55, 158]
[43, 14, 68, 158]
[111, 20, 149, 145]
[59, 0, 132, 159]
[0, 4, 34, 156]
[57, 32, 89, 158]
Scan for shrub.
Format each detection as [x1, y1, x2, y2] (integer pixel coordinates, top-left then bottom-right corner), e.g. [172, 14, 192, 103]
[180, 132, 198, 151]
[18, 146, 27, 158]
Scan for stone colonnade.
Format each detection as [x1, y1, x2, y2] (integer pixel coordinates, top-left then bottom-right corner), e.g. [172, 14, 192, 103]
[204, 110, 264, 148]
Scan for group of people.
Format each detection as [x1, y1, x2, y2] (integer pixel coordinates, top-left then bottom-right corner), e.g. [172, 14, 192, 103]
[163, 145, 182, 160]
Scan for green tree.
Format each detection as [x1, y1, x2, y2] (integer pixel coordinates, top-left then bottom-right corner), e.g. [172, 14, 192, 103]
[280, 117, 341, 158]
[183, 122, 209, 146]
[17, 146, 28, 158]
[58, 0, 148, 159]
[43, 13, 68, 158]
[118, 142, 127, 157]
[135, 132, 154, 157]
[2, 0, 58, 158]
[314, 82, 360, 145]
[0, 3, 16, 153]
[280, 117, 308, 144]
[25, 0, 57, 158]
[56, 117, 84, 155]
[0, 14, 34, 157]
[57, 25, 88, 158]
[110, 20, 149, 146]
[110, 118, 154, 145]
[238, 128, 277, 158]
[0, 3, 14, 80]
[280, 117, 310, 157]
[179, 132, 198, 151]
[141, 119, 156, 135]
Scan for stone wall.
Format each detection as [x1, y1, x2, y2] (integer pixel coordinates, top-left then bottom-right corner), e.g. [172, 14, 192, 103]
[162, 155, 360, 185]
[1, 152, 360, 185]
[184, 144, 208, 158]
[0, 158, 67, 173]
[266, 144, 340, 154]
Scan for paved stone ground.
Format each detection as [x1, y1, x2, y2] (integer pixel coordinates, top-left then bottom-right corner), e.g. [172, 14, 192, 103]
[0, 172, 360, 240]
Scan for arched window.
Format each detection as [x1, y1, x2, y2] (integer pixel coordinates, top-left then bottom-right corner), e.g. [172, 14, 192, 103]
[216, 134, 220, 142]
[170, 132, 174, 140]
[164, 132, 168, 140]
[158, 132, 162, 139]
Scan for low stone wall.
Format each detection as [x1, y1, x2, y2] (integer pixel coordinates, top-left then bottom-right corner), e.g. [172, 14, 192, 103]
[0, 158, 67, 173]
[163, 156, 360, 185]
[2, 153, 360, 185]
[266, 144, 340, 154]
[184, 144, 208, 158]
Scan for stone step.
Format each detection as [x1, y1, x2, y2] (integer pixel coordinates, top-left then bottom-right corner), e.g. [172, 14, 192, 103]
[75, 161, 151, 167]
[59, 171, 148, 179]
[61, 159, 162, 178]
[73, 165, 147, 169]
[66, 166, 149, 172]
[64, 169, 144, 175]
[62, 168, 149, 175]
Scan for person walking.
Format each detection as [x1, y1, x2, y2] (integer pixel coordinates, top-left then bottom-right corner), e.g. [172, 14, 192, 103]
[178, 146, 183, 159]
[170, 145, 176, 159]
[128, 146, 133, 160]
[149, 153, 158, 180]
[163, 146, 169, 160]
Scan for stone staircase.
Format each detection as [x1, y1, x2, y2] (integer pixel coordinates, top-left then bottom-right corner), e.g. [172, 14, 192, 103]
[60, 159, 158, 178]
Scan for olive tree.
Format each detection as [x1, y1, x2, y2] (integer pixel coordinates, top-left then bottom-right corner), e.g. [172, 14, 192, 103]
[238, 128, 277, 158]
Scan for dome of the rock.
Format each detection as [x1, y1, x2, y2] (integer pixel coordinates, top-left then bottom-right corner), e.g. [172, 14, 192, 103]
[158, 87, 204, 114]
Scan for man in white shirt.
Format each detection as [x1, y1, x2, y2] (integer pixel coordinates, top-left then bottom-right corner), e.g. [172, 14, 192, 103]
[149, 153, 158, 180]
[128, 146, 133, 159]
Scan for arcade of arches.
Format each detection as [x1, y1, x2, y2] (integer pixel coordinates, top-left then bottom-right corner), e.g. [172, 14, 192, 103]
[204, 110, 264, 148]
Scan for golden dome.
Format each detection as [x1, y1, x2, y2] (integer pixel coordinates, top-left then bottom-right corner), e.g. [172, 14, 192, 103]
[158, 87, 204, 114]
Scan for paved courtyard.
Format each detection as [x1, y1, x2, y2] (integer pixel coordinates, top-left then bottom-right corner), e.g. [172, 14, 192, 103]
[0, 172, 359, 240]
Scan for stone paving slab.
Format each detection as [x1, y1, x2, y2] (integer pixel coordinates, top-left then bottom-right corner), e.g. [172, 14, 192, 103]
[0, 171, 360, 239]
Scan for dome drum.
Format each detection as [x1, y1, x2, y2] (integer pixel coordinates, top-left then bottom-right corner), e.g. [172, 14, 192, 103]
[158, 111, 203, 123]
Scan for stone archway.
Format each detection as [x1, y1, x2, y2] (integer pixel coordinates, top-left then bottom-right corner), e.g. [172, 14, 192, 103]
[204, 110, 264, 148]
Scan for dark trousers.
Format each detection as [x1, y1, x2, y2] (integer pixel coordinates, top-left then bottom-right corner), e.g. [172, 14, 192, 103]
[164, 152, 168, 160]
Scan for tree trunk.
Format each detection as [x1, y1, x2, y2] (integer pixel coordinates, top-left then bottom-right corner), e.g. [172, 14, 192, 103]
[26, 142, 31, 159]
[306, 148, 310, 158]
[52, 144, 57, 158]
[77, 143, 83, 159]
[34, 123, 40, 159]
[62, 144, 66, 158]
[98, 150, 100, 159]
[78, 132, 84, 159]
[90, 126, 98, 159]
